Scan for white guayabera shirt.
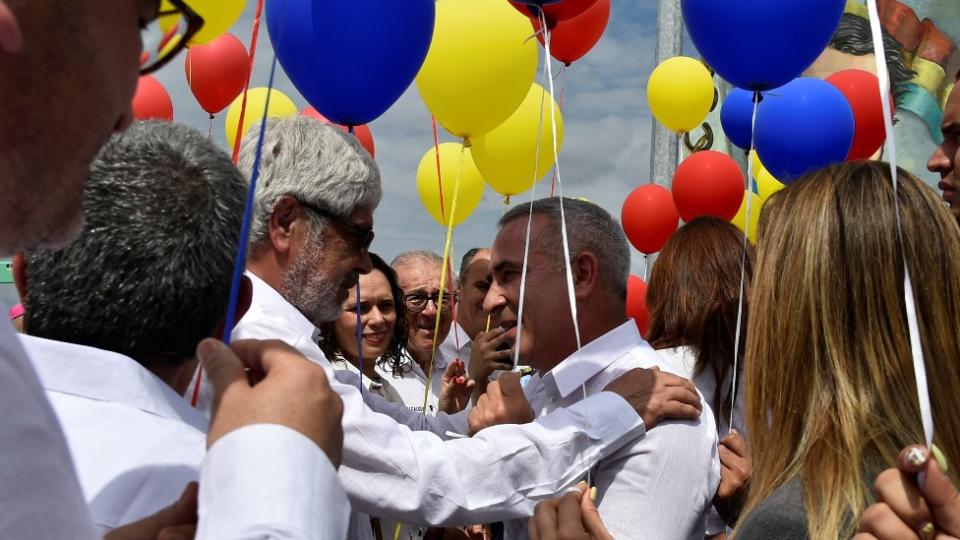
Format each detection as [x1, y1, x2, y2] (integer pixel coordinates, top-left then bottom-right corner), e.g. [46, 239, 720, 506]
[195, 271, 652, 540]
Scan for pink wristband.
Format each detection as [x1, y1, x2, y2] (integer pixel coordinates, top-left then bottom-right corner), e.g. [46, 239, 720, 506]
[8, 304, 24, 320]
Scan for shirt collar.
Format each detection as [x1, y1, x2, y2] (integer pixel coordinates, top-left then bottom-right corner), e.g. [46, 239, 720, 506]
[21, 334, 209, 432]
[246, 271, 320, 342]
[546, 321, 654, 399]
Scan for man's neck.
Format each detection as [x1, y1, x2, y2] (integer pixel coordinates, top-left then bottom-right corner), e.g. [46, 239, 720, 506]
[247, 250, 284, 292]
[537, 314, 629, 374]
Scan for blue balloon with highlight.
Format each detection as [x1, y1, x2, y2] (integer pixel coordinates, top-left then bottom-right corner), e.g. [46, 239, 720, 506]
[720, 88, 757, 150]
[754, 78, 855, 183]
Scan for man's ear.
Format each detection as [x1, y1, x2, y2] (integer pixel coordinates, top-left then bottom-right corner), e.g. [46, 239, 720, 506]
[571, 251, 600, 300]
[267, 196, 302, 254]
[0, 2, 22, 53]
[12, 252, 26, 300]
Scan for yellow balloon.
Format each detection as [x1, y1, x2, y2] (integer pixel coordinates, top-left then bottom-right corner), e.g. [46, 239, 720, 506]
[160, 0, 245, 45]
[647, 56, 714, 133]
[751, 153, 785, 203]
[224, 87, 298, 150]
[415, 0, 538, 139]
[731, 191, 762, 243]
[416, 143, 486, 228]
[471, 84, 564, 197]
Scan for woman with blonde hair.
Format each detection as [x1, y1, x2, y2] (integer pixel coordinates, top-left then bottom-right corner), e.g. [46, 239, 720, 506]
[735, 161, 960, 539]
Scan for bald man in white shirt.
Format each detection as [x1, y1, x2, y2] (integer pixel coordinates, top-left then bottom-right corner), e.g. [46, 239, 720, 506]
[485, 198, 720, 540]
[0, 2, 348, 539]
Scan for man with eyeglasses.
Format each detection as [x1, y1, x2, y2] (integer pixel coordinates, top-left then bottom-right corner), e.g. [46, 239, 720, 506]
[388, 250, 456, 413]
[0, 2, 347, 539]
[216, 115, 706, 540]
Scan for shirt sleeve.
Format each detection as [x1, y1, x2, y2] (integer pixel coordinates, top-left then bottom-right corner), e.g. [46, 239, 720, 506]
[197, 424, 350, 540]
[591, 417, 721, 540]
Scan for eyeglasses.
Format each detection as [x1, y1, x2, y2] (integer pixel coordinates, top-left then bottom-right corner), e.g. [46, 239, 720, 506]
[139, 0, 204, 75]
[404, 292, 458, 313]
[297, 199, 376, 253]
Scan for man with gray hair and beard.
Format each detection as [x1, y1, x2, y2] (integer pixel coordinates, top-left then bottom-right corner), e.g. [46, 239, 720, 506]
[200, 115, 707, 540]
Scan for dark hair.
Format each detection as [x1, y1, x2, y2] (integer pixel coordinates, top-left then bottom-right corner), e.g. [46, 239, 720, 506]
[831, 13, 916, 110]
[458, 247, 484, 288]
[23, 121, 246, 366]
[319, 252, 410, 377]
[646, 217, 755, 420]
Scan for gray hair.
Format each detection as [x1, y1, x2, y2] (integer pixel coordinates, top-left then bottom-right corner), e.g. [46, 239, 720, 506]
[238, 116, 382, 246]
[499, 198, 631, 299]
[391, 250, 444, 272]
[24, 121, 246, 365]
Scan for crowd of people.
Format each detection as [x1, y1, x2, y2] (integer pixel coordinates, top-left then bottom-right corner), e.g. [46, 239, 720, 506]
[1, 2, 960, 540]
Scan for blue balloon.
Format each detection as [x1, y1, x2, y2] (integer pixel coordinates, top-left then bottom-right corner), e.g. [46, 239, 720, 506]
[754, 78, 855, 183]
[681, 0, 844, 91]
[267, 0, 435, 126]
[720, 88, 757, 150]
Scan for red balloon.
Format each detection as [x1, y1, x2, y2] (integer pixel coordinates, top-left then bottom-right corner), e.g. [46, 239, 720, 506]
[131, 76, 173, 121]
[621, 184, 679, 255]
[184, 33, 250, 115]
[825, 69, 889, 161]
[302, 107, 376, 158]
[533, 0, 610, 65]
[672, 151, 745, 222]
[510, 0, 598, 28]
[626, 275, 649, 337]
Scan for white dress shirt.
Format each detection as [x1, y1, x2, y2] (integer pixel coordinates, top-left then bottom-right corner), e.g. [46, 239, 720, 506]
[439, 321, 472, 366]
[378, 349, 446, 414]
[22, 334, 208, 534]
[204, 271, 649, 538]
[0, 312, 350, 540]
[504, 322, 721, 540]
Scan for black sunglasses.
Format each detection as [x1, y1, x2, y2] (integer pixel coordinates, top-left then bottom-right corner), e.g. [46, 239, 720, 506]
[139, 0, 205, 75]
[297, 199, 375, 253]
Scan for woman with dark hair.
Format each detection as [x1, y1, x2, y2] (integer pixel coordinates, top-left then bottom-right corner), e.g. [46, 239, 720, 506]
[319, 252, 409, 404]
[646, 216, 755, 531]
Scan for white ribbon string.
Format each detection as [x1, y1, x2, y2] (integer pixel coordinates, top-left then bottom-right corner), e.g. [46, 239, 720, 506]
[728, 93, 760, 435]
[866, 0, 933, 446]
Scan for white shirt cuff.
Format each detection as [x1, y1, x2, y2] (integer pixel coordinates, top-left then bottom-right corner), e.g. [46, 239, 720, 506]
[197, 424, 350, 540]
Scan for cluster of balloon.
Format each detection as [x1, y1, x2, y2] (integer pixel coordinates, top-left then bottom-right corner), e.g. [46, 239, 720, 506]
[510, 0, 598, 27]
[621, 185, 678, 256]
[416, 143, 486, 228]
[530, 0, 611, 66]
[267, 0, 434, 128]
[185, 33, 250, 116]
[302, 108, 376, 158]
[672, 151, 745, 222]
[224, 87, 297, 150]
[625, 275, 649, 337]
[471, 84, 564, 198]
[132, 76, 174, 121]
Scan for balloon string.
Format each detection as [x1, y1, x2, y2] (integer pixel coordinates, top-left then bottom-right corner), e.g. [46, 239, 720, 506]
[208, 114, 214, 140]
[356, 282, 363, 392]
[550, 82, 565, 197]
[866, 0, 933, 447]
[543, 16, 592, 489]
[230, 0, 266, 163]
[422, 144, 466, 415]
[448, 257, 462, 358]
[432, 116, 447, 221]
[728, 92, 758, 435]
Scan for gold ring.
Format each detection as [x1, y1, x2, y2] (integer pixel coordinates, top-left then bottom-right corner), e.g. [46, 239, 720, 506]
[919, 521, 936, 540]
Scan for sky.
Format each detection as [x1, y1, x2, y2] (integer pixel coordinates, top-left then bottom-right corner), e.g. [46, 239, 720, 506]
[150, 1, 671, 276]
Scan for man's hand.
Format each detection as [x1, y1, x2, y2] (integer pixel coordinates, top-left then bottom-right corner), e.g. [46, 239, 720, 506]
[528, 482, 613, 540]
[438, 359, 475, 414]
[467, 372, 535, 436]
[198, 338, 344, 467]
[714, 430, 751, 526]
[855, 445, 960, 540]
[602, 367, 701, 429]
[467, 329, 514, 404]
[104, 482, 198, 540]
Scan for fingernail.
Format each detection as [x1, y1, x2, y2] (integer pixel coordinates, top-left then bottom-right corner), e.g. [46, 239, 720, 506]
[932, 444, 949, 473]
[590, 487, 598, 502]
[906, 446, 929, 468]
[197, 339, 220, 361]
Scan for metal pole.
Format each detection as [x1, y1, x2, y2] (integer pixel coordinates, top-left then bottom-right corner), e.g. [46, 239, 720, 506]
[649, 0, 684, 188]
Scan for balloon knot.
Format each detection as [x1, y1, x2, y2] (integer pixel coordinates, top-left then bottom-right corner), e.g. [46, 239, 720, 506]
[209, 114, 215, 120]
[505, 196, 511, 205]
[462, 138, 472, 149]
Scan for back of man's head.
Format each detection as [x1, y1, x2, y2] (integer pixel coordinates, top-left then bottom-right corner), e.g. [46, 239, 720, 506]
[23, 121, 246, 367]
[239, 117, 382, 248]
[498, 197, 631, 300]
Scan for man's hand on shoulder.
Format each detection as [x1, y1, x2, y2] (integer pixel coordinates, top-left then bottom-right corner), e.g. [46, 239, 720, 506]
[603, 367, 701, 429]
[468, 372, 535, 435]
